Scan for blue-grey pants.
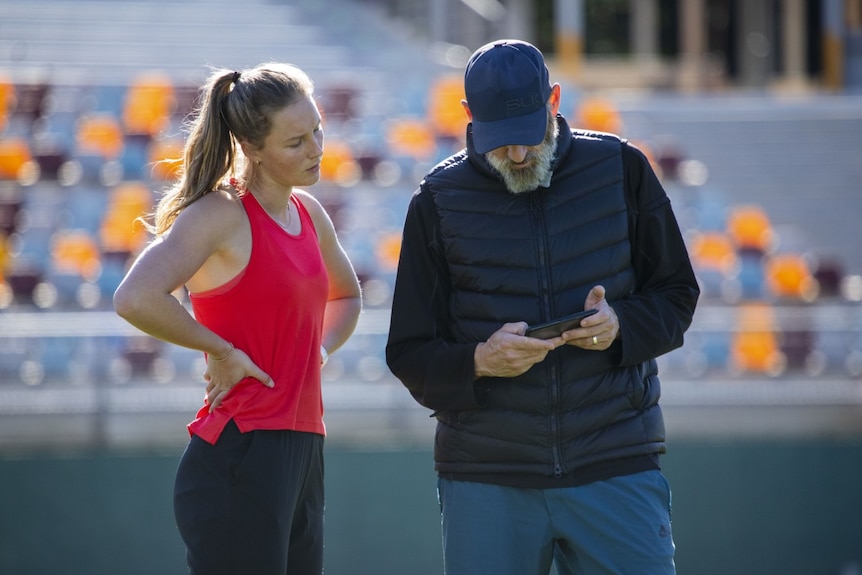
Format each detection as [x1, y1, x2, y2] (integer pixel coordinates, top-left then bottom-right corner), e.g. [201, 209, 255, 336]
[438, 470, 675, 575]
[173, 420, 325, 575]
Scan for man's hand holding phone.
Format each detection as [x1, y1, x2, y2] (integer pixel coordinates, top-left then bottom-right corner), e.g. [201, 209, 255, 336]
[524, 286, 620, 351]
[525, 309, 598, 339]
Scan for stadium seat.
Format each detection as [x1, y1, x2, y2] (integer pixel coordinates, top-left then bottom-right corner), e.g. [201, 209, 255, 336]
[736, 251, 766, 300]
[427, 75, 467, 140]
[765, 253, 819, 302]
[122, 73, 175, 137]
[0, 231, 8, 282]
[4, 262, 42, 305]
[319, 139, 360, 187]
[319, 85, 359, 124]
[50, 228, 101, 279]
[575, 97, 623, 134]
[0, 75, 14, 132]
[727, 204, 774, 254]
[96, 256, 128, 303]
[729, 302, 786, 376]
[688, 230, 739, 301]
[63, 182, 109, 233]
[374, 231, 402, 273]
[0, 182, 22, 235]
[8, 82, 49, 128]
[690, 230, 737, 274]
[385, 117, 437, 161]
[779, 325, 818, 374]
[87, 84, 127, 117]
[99, 182, 153, 256]
[38, 337, 81, 382]
[811, 257, 844, 298]
[120, 134, 152, 181]
[75, 114, 124, 160]
[0, 138, 34, 180]
[651, 137, 687, 182]
[119, 335, 164, 379]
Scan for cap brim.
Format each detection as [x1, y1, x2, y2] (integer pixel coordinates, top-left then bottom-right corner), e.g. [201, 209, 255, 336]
[471, 106, 547, 155]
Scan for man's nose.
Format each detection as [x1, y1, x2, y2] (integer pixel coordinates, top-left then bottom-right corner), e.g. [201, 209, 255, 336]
[506, 145, 528, 163]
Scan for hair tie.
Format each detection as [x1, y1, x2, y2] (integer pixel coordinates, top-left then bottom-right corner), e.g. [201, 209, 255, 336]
[232, 71, 241, 84]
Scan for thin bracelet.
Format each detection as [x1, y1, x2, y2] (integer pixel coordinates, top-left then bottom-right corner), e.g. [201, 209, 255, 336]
[210, 342, 235, 362]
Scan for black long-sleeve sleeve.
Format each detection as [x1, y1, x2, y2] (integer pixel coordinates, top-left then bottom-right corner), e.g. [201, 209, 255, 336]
[385, 186, 481, 411]
[612, 143, 700, 366]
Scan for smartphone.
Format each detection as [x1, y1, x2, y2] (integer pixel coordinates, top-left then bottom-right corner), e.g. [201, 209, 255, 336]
[524, 309, 598, 339]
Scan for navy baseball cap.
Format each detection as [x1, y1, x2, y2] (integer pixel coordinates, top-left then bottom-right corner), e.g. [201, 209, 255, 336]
[464, 39, 552, 154]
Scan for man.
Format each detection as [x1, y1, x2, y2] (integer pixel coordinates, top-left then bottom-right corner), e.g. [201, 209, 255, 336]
[385, 39, 699, 575]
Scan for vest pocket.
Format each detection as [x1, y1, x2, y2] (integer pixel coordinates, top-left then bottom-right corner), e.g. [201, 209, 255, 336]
[628, 360, 660, 411]
[628, 365, 646, 410]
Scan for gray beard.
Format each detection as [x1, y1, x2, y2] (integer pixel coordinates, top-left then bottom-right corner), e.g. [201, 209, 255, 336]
[484, 121, 559, 195]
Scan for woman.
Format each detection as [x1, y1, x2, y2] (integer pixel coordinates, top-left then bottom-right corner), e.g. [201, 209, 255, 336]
[114, 62, 362, 575]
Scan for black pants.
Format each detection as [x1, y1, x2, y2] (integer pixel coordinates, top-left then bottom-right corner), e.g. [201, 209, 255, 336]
[173, 420, 325, 575]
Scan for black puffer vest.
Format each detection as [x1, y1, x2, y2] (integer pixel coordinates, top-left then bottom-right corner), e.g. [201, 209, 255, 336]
[423, 120, 665, 477]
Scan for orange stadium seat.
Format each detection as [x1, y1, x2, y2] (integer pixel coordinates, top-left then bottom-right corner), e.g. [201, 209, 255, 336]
[99, 182, 153, 255]
[428, 75, 467, 140]
[689, 230, 740, 300]
[0, 138, 33, 180]
[0, 76, 13, 131]
[0, 231, 9, 282]
[385, 117, 437, 161]
[689, 231, 737, 274]
[727, 205, 774, 253]
[122, 73, 175, 137]
[729, 302, 786, 376]
[575, 97, 623, 134]
[50, 229, 101, 280]
[319, 140, 360, 186]
[76, 114, 125, 159]
[375, 232, 402, 272]
[765, 253, 819, 302]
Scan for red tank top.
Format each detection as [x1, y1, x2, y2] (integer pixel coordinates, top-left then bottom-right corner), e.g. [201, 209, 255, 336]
[187, 191, 329, 444]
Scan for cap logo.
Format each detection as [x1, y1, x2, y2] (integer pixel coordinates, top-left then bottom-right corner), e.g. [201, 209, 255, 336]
[506, 95, 543, 114]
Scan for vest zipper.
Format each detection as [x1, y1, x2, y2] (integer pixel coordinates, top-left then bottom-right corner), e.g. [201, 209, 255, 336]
[529, 193, 553, 319]
[549, 360, 564, 478]
[530, 192, 564, 479]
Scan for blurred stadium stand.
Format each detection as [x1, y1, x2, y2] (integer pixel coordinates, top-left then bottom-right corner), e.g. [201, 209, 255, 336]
[0, 0, 861, 451]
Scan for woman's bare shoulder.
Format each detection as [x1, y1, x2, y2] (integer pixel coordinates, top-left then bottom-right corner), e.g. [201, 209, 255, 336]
[177, 187, 246, 226]
[159, 188, 248, 255]
[294, 188, 333, 224]
[292, 188, 321, 210]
